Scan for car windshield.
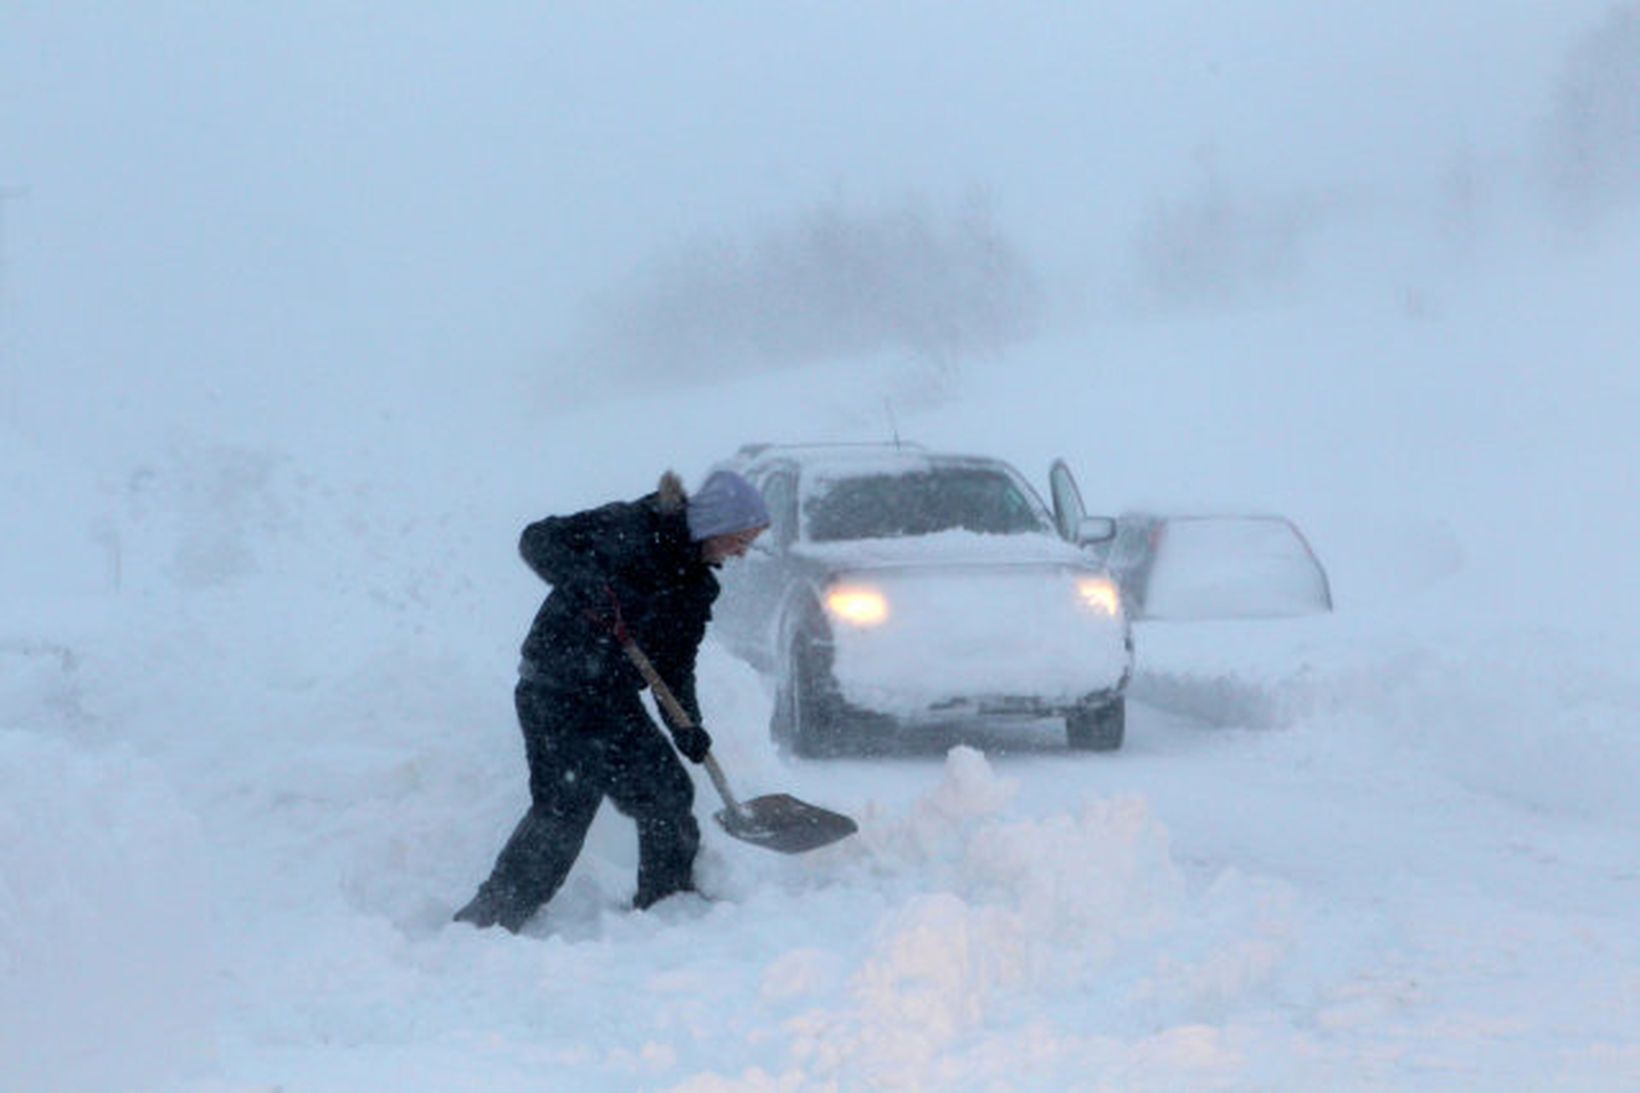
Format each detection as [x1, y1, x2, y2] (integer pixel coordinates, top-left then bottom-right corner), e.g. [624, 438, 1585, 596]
[803, 466, 1050, 542]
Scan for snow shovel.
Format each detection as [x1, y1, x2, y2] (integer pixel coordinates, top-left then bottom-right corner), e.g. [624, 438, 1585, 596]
[616, 633, 858, 854]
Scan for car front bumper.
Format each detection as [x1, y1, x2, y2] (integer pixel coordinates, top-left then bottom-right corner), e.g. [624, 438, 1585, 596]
[826, 571, 1134, 715]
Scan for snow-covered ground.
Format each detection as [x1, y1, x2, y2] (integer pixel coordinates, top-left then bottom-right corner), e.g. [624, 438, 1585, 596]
[4, 5, 1639, 1090]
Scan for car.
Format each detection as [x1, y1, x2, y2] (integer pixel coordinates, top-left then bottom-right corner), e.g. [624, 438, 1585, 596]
[1099, 512, 1333, 620]
[706, 443, 1135, 756]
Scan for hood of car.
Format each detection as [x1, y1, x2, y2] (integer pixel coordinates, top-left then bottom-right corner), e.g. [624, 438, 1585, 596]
[791, 529, 1092, 572]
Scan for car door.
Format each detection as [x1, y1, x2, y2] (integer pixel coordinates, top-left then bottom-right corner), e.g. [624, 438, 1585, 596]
[1048, 459, 1087, 543]
[1049, 459, 1332, 620]
[1048, 459, 1116, 555]
[1124, 514, 1332, 620]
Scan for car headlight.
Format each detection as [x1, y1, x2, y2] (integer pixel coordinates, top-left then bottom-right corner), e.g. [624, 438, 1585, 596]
[1075, 576, 1121, 616]
[825, 583, 890, 627]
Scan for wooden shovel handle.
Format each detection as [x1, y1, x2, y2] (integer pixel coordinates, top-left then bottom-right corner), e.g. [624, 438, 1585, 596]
[615, 634, 742, 814]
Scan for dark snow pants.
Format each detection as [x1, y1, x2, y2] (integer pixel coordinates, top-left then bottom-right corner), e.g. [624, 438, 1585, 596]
[462, 678, 700, 932]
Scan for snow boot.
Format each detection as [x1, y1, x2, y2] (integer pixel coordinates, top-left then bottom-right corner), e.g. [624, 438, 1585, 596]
[452, 884, 523, 931]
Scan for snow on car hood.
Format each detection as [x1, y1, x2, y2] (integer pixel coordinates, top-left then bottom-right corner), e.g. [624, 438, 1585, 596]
[821, 561, 1131, 715]
[793, 529, 1091, 571]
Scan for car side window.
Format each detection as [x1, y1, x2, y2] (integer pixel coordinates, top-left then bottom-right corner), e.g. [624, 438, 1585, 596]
[761, 472, 798, 548]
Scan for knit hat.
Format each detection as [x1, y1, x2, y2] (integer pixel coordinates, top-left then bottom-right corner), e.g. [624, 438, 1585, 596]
[687, 470, 771, 541]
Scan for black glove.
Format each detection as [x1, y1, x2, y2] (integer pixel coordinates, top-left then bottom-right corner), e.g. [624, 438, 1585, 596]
[672, 723, 713, 764]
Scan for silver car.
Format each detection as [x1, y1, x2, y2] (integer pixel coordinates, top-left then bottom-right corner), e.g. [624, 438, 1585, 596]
[707, 444, 1133, 756]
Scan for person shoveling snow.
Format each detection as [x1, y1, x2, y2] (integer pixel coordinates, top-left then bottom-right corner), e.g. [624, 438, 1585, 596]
[455, 469, 853, 933]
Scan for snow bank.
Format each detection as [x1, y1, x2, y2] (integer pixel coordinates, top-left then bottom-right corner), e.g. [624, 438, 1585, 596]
[1134, 614, 1640, 825]
[0, 731, 216, 1090]
[1, 428, 111, 608]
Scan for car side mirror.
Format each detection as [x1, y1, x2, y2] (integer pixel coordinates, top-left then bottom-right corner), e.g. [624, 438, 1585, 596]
[1076, 516, 1116, 545]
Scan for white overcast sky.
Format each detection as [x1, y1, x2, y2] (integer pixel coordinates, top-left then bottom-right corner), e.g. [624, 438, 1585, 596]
[0, 2, 1616, 432]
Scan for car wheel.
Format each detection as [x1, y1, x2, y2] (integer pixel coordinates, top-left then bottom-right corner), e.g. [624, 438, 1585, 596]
[779, 634, 851, 758]
[1067, 697, 1125, 751]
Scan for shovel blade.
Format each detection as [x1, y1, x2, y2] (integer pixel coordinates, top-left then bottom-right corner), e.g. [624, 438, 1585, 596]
[714, 793, 858, 854]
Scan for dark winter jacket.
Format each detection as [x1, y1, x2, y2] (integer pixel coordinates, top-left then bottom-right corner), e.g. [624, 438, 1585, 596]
[517, 472, 719, 726]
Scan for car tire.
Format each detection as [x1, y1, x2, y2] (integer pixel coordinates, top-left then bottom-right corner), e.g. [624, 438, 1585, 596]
[1067, 697, 1125, 751]
[774, 633, 852, 758]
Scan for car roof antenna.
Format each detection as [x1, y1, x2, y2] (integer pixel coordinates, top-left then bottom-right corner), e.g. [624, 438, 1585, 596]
[885, 398, 903, 449]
